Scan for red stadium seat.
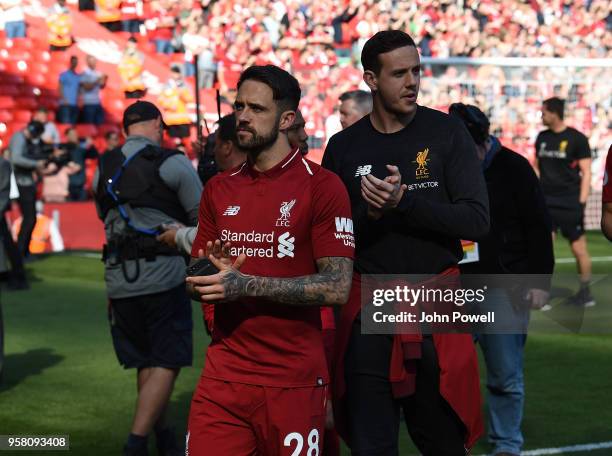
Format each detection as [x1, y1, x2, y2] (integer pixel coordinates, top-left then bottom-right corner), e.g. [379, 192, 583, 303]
[5, 50, 31, 62]
[8, 38, 30, 50]
[0, 84, 19, 96]
[98, 123, 120, 136]
[12, 109, 33, 122]
[9, 122, 27, 135]
[0, 110, 11, 122]
[0, 96, 15, 109]
[39, 97, 59, 111]
[15, 98, 38, 110]
[76, 124, 99, 138]
[30, 63, 50, 75]
[0, 73, 24, 85]
[32, 50, 52, 63]
[26, 73, 48, 87]
[4, 60, 29, 74]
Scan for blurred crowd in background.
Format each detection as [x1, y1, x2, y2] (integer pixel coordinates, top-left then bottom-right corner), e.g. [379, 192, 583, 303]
[1, 0, 610, 196]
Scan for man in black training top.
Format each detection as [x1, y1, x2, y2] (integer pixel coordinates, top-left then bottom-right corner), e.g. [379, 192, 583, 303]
[535, 97, 594, 308]
[322, 30, 489, 456]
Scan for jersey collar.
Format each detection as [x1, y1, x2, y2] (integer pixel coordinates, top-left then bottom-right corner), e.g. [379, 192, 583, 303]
[245, 148, 301, 179]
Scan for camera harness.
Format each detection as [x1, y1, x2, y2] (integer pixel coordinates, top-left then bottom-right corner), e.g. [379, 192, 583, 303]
[100, 145, 187, 283]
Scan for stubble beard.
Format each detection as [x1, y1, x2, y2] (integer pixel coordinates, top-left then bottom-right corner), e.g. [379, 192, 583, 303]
[237, 118, 280, 160]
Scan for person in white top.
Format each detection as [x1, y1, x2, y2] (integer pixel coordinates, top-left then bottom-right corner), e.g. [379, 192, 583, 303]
[32, 108, 61, 145]
[80, 55, 107, 125]
[0, 0, 26, 38]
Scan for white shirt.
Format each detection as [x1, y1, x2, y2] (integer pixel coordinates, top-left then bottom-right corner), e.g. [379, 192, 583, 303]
[80, 67, 103, 105]
[0, 0, 24, 22]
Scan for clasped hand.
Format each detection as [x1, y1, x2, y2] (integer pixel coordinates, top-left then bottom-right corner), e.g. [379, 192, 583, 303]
[361, 165, 407, 219]
[186, 240, 247, 302]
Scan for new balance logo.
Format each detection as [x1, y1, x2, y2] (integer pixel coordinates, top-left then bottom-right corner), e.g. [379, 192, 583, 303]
[355, 165, 372, 177]
[223, 206, 240, 216]
[277, 232, 295, 258]
[335, 217, 354, 234]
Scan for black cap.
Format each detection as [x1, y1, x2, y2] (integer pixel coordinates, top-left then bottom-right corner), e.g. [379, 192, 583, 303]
[122, 101, 166, 132]
[448, 103, 490, 145]
[26, 120, 45, 139]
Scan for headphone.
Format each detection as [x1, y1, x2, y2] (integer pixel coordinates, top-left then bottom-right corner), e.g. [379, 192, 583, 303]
[448, 103, 490, 145]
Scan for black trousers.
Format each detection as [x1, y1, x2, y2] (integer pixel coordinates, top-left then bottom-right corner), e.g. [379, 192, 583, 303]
[0, 211, 25, 281]
[345, 320, 466, 456]
[16, 185, 36, 256]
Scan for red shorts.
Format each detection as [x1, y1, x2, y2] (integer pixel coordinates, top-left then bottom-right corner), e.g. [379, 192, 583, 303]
[187, 377, 327, 456]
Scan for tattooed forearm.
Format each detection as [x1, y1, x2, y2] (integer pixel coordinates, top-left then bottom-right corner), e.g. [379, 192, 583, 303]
[222, 257, 353, 306]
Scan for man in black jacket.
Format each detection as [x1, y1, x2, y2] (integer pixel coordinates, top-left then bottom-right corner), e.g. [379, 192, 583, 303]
[451, 103, 554, 456]
[0, 156, 27, 290]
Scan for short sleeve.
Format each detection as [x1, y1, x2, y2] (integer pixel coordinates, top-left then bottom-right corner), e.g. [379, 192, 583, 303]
[534, 133, 543, 159]
[191, 181, 219, 258]
[603, 148, 612, 204]
[310, 170, 355, 260]
[574, 131, 591, 160]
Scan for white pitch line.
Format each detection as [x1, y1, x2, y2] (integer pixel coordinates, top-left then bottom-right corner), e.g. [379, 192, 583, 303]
[521, 441, 612, 455]
[72, 252, 100, 259]
[556, 256, 612, 264]
[475, 441, 612, 456]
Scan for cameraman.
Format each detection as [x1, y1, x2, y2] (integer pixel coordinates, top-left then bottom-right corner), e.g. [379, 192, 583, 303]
[93, 101, 201, 455]
[159, 113, 246, 253]
[64, 127, 99, 201]
[8, 121, 48, 257]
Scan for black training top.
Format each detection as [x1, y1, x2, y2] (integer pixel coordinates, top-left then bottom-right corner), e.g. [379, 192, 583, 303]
[322, 105, 490, 275]
[535, 127, 590, 198]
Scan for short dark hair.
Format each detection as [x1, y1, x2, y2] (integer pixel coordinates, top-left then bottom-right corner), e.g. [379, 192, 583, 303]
[543, 97, 565, 120]
[216, 113, 237, 145]
[448, 103, 490, 145]
[237, 65, 301, 113]
[361, 30, 417, 75]
[339, 90, 373, 113]
[64, 126, 76, 136]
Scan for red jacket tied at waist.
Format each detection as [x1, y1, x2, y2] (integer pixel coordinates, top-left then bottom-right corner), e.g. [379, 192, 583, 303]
[333, 268, 484, 449]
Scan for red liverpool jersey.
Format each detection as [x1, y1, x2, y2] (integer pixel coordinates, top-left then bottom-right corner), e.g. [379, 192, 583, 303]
[603, 146, 612, 204]
[192, 150, 355, 387]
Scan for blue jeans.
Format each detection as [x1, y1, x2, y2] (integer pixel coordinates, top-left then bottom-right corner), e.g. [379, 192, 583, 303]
[5, 21, 26, 38]
[81, 104, 104, 125]
[57, 105, 79, 124]
[154, 39, 173, 54]
[477, 289, 528, 455]
[183, 62, 195, 77]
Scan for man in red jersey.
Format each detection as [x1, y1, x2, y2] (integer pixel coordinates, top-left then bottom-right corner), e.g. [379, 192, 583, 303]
[185, 65, 355, 456]
[602, 146, 612, 241]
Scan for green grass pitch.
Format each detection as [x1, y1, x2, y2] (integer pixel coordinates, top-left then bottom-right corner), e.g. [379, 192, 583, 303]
[0, 232, 610, 455]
